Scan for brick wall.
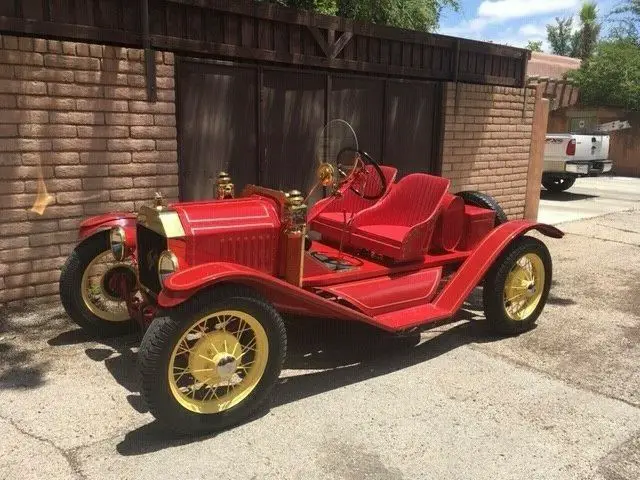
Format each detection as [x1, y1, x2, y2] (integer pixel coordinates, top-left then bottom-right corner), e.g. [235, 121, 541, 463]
[441, 83, 536, 218]
[0, 35, 178, 307]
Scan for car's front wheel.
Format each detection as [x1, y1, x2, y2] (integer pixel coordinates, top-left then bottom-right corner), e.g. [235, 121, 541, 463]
[482, 236, 552, 335]
[139, 285, 287, 434]
[59, 231, 137, 337]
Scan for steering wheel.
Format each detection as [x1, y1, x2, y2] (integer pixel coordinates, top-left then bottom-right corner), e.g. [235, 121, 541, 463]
[335, 147, 386, 201]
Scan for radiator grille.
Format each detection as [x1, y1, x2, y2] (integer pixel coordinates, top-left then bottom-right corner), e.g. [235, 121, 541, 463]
[136, 224, 167, 294]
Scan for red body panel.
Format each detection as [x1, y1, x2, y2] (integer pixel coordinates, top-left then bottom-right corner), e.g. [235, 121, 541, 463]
[431, 194, 465, 252]
[78, 212, 137, 243]
[303, 244, 467, 287]
[158, 220, 563, 332]
[170, 196, 281, 275]
[459, 205, 496, 251]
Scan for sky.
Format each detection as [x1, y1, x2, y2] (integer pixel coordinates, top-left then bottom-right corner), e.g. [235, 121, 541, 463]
[437, 0, 617, 51]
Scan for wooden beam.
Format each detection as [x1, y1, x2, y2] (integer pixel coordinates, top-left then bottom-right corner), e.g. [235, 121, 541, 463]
[328, 31, 353, 59]
[151, 35, 458, 82]
[0, 16, 142, 45]
[141, 0, 157, 102]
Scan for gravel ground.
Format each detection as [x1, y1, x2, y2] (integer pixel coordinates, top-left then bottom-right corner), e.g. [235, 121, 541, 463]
[1, 208, 639, 480]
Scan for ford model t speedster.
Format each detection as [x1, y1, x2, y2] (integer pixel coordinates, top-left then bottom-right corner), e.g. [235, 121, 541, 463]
[59, 129, 562, 434]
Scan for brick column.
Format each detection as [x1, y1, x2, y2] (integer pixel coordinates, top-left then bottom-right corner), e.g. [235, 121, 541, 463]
[524, 83, 550, 220]
[441, 83, 537, 219]
[0, 35, 178, 307]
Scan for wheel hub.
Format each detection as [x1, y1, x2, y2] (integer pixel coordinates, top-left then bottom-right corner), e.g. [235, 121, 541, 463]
[503, 253, 545, 321]
[101, 265, 137, 300]
[188, 331, 241, 384]
[525, 281, 536, 297]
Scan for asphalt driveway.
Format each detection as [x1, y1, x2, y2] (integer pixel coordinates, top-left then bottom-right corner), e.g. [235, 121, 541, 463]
[1, 205, 639, 479]
[538, 176, 640, 224]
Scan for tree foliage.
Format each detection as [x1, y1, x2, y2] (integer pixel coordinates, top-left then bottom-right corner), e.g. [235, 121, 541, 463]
[547, 17, 576, 56]
[526, 40, 543, 52]
[546, 2, 600, 60]
[568, 39, 640, 110]
[263, 0, 458, 32]
[574, 2, 600, 60]
[608, 0, 640, 45]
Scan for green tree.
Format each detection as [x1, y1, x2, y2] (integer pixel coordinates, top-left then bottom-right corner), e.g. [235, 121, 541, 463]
[574, 2, 600, 60]
[547, 17, 575, 56]
[263, 0, 458, 32]
[568, 39, 640, 110]
[526, 40, 543, 52]
[608, 0, 640, 44]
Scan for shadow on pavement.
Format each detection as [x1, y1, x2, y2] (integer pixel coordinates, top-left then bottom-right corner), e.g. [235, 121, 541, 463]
[0, 310, 73, 390]
[40, 288, 508, 456]
[540, 189, 598, 202]
[114, 309, 495, 456]
[0, 341, 48, 390]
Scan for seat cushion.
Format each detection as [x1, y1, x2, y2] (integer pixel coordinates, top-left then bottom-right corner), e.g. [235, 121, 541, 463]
[315, 211, 350, 227]
[353, 224, 410, 246]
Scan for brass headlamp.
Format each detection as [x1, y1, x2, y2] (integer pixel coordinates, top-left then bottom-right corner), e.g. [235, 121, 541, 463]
[216, 171, 235, 199]
[284, 190, 307, 234]
[109, 226, 127, 261]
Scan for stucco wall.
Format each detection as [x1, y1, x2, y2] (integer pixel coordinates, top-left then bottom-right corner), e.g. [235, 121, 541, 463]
[0, 35, 178, 307]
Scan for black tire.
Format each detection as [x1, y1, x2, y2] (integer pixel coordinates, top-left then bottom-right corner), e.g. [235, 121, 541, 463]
[456, 191, 508, 226]
[542, 176, 575, 192]
[482, 236, 552, 336]
[59, 231, 135, 337]
[139, 285, 287, 434]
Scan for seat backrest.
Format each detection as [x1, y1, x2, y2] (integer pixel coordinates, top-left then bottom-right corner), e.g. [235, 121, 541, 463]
[352, 173, 450, 227]
[312, 164, 397, 216]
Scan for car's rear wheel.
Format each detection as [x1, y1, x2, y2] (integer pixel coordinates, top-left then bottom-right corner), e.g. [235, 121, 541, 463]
[59, 231, 137, 337]
[542, 176, 575, 192]
[482, 236, 552, 335]
[456, 191, 508, 226]
[139, 285, 286, 434]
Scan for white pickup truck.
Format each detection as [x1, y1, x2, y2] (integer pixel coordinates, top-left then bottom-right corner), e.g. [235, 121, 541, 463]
[542, 134, 612, 192]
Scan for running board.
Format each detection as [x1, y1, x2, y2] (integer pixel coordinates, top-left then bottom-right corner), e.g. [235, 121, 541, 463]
[373, 304, 449, 330]
[316, 267, 442, 317]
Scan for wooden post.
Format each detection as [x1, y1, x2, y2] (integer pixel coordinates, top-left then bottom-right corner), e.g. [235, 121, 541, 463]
[524, 83, 549, 221]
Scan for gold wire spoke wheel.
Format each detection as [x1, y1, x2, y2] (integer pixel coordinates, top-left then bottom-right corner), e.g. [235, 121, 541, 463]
[80, 251, 132, 323]
[503, 252, 545, 321]
[168, 310, 269, 414]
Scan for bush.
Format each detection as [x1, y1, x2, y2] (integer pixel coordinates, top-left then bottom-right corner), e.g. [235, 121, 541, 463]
[568, 39, 640, 111]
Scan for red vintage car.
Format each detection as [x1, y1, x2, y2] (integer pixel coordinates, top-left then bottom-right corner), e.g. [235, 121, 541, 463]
[59, 144, 562, 434]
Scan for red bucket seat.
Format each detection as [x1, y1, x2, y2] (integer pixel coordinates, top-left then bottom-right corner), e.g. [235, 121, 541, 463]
[347, 173, 450, 261]
[309, 165, 397, 232]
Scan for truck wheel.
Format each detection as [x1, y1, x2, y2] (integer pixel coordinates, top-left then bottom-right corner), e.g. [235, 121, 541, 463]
[456, 191, 508, 225]
[59, 231, 136, 337]
[139, 285, 287, 434]
[542, 177, 575, 192]
[482, 236, 552, 335]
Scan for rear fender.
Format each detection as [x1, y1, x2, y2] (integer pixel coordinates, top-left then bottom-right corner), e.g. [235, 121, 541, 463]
[434, 220, 563, 314]
[158, 262, 378, 326]
[78, 212, 137, 249]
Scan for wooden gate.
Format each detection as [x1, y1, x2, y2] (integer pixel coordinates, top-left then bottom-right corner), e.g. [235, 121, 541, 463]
[177, 59, 442, 201]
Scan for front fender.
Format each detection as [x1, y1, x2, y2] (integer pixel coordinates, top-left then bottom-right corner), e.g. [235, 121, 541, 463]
[434, 219, 563, 315]
[158, 262, 378, 325]
[78, 212, 137, 245]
